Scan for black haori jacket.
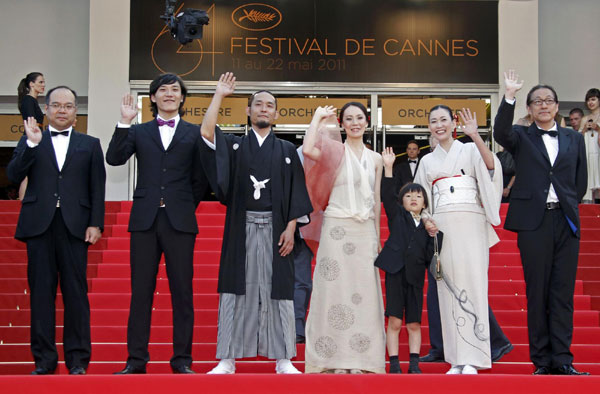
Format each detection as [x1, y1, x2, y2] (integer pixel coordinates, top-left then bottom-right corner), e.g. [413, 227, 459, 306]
[201, 126, 312, 300]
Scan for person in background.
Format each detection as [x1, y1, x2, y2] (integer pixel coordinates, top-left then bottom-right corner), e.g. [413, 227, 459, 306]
[496, 145, 516, 203]
[16, 72, 45, 200]
[393, 140, 420, 193]
[569, 108, 584, 132]
[578, 89, 600, 203]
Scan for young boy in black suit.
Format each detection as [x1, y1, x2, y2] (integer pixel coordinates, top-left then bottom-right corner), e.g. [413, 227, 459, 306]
[376, 147, 441, 374]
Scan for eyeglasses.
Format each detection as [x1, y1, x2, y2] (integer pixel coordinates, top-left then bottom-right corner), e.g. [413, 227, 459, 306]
[49, 103, 76, 111]
[530, 98, 556, 107]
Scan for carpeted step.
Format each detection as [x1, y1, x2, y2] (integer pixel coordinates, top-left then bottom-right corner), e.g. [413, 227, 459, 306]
[0, 292, 592, 311]
[577, 267, 600, 281]
[0, 264, 526, 281]
[583, 281, 600, 296]
[0, 278, 585, 296]
[2, 342, 599, 364]
[2, 325, 599, 347]
[1, 308, 598, 328]
[2, 360, 600, 375]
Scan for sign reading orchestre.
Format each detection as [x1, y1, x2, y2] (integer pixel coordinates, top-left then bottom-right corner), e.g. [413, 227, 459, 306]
[130, 0, 498, 83]
[381, 99, 488, 126]
[140, 97, 368, 125]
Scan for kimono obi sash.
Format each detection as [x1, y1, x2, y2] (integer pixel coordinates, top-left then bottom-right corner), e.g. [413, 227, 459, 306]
[432, 175, 479, 209]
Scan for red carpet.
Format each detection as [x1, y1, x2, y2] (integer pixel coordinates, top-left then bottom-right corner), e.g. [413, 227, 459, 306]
[0, 201, 599, 392]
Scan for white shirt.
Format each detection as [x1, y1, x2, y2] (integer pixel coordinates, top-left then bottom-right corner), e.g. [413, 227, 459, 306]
[157, 115, 179, 150]
[27, 126, 72, 171]
[504, 97, 559, 203]
[408, 158, 418, 176]
[117, 114, 180, 150]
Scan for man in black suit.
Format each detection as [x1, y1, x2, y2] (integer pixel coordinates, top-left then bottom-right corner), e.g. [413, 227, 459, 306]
[7, 86, 106, 375]
[494, 70, 589, 376]
[393, 140, 420, 193]
[107, 74, 208, 374]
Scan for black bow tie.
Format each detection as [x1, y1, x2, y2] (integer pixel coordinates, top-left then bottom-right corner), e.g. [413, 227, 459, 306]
[408, 160, 417, 164]
[536, 129, 558, 138]
[51, 130, 69, 137]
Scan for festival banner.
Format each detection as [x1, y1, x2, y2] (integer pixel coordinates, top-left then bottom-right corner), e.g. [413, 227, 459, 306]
[130, 0, 498, 83]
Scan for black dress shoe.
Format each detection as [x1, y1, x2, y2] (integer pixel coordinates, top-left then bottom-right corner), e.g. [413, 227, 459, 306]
[553, 365, 590, 376]
[419, 353, 444, 363]
[533, 366, 551, 375]
[69, 366, 86, 375]
[31, 367, 55, 375]
[296, 335, 306, 344]
[114, 365, 146, 374]
[172, 365, 195, 374]
[491, 343, 514, 362]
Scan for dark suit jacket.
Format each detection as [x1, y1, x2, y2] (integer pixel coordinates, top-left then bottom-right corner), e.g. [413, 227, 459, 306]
[106, 119, 208, 234]
[375, 177, 440, 288]
[493, 98, 587, 237]
[7, 130, 106, 241]
[393, 159, 419, 195]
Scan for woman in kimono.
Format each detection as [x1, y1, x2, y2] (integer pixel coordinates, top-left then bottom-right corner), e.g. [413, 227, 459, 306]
[302, 103, 386, 374]
[414, 105, 502, 374]
[579, 88, 600, 203]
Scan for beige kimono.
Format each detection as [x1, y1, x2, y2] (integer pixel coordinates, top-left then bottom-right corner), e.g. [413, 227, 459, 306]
[414, 140, 502, 369]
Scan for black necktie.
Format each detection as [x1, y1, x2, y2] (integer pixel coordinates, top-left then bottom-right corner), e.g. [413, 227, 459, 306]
[51, 130, 69, 137]
[536, 129, 558, 138]
[408, 160, 417, 164]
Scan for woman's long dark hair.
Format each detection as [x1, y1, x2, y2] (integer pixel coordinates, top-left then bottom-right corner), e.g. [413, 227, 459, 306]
[17, 72, 43, 110]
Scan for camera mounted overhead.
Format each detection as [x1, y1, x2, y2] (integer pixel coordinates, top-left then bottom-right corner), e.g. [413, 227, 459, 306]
[160, 0, 209, 45]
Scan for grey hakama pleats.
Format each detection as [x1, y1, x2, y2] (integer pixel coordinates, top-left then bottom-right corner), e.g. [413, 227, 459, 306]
[215, 211, 296, 360]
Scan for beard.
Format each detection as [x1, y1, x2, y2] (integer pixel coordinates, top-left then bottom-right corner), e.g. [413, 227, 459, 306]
[254, 120, 271, 129]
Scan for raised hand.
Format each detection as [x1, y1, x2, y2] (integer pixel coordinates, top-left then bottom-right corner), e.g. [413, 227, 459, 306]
[120, 93, 138, 125]
[382, 147, 396, 169]
[215, 72, 236, 98]
[458, 108, 478, 137]
[504, 69, 524, 100]
[314, 105, 337, 122]
[23, 116, 42, 144]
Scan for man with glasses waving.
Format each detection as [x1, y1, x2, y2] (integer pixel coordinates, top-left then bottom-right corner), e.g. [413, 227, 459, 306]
[7, 86, 106, 375]
[494, 70, 589, 376]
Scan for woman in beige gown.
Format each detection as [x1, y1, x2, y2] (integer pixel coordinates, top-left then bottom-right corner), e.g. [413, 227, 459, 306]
[302, 103, 386, 374]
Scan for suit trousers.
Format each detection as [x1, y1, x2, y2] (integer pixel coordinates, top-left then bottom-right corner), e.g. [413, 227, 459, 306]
[126, 209, 196, 369]
[26, 208, 91, 370]
[517, 208, 578, 368]
[426, 270, 511, 357]
[292, 238, 313, 338]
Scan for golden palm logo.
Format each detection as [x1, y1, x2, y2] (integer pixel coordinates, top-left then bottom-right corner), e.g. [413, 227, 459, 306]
[232, 3, 282, 31]
[238, 9, 276, 23]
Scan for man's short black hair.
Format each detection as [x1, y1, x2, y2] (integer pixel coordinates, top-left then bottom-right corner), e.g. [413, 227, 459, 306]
[406, 140, 419, 148]
[526, 84, 559, 106]
[45, 85, 78, 106]
[569, 108, 584, 116]
[149, 73, 187, 117]
[249, 90, 277, 109]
